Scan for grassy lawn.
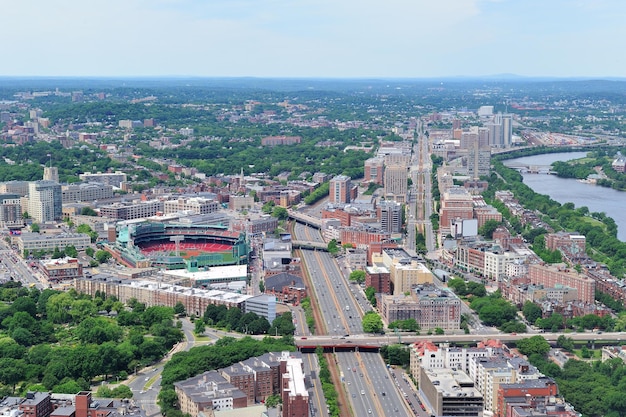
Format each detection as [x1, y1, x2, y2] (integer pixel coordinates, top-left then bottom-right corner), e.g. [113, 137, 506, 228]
[572, 348, 602, 360]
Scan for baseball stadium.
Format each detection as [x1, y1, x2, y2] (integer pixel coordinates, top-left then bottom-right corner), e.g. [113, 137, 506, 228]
[105, 221, 250, 270]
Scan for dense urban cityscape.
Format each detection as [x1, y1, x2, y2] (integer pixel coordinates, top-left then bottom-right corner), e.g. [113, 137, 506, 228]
[1, 77, 626, 417]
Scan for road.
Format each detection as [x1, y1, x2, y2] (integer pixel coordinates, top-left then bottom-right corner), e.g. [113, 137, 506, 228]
[0, 245, 46, 289]
[302, 352, 328, 417]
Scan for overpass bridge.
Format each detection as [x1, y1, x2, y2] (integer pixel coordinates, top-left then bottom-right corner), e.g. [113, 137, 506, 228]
[292, 240, 328, 251]
[295, 331, 626, 352]
[288, 210, 323, 229]
[504, 163, 555, 174]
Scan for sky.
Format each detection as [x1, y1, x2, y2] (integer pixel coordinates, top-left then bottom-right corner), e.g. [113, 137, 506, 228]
[1, 0, 625, 78]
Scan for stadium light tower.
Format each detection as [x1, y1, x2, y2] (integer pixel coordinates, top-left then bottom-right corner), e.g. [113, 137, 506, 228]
[170, 235, 184, 257]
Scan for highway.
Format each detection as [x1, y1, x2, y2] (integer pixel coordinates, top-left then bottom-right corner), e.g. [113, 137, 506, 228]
[295, 221, 326, 244]
[295, 220, 409, 416]
[301, 249, 369, 335]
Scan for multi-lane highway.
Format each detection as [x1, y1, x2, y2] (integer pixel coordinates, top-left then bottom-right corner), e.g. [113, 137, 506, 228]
[301, 249, 369, 335]
[294, 219, 413, 416]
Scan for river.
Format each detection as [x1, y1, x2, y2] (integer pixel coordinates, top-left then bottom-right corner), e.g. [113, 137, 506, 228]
[503, 152, 626, 241]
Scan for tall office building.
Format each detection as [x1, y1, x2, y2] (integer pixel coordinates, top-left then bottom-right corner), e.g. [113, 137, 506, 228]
[487, 113, 513, 148]
[364, 157, 384, 185]
[384, 165, 408, 202]
[329, 175, 351, 204]
[43, 166, 59, 182]
[501, 113, 512, 147]
[28, 180, 62, 223]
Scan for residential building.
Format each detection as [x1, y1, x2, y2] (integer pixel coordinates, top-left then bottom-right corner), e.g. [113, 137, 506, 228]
[62, 183, 114, 204]
[496, 378, 559, 417]
[19, 392, 52, 417]
[467, 141, 491, 179]
[365, 264, 391, 294]
[163, 197, 220, 215]
[0, 193, 23, 228]
[78, 171, 127, 188]
[329, 175, 351, 204]
[75, 275, 261, 317]
[260, 136, 301, 146]
[439, 186, 474, 229]
[175, 370, 248, 416]
[378, 200, 403, 234]
[380, 285, 461, 330]
[364, 157, 384, 185]
[528, 263, 595, 304]
[228, 195, 254, 211]
[281, 355, 309, 417]
[0, 180, 30, 196]
[99, 200, 164, 220]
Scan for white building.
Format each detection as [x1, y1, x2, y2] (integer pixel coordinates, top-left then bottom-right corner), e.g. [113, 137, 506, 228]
[28, 180, 62, 223]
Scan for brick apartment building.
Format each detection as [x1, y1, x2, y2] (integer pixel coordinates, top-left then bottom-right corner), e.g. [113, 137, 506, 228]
[528, 263, 595, 304]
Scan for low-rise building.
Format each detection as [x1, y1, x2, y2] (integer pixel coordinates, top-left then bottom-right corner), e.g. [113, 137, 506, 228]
[62, 182, 114, 204]
[40, 257, 83, 282]
[175, 370, 248, 416]
[419, 368, 484, 417]
[17, 232, 91, 254]
[380, 285, 461, 330]
[99, 200, 164, 220]
[264, 272, 307, 305]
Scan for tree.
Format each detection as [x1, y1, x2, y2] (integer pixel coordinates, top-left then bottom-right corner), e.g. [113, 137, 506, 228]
[271, 206, 288, 220]
[349, 270, 366, 284]
[85, 247, 95, 257]
[64, 245, 78, 258]
[516, 335, 550, 356]
[0, 358, 26, 393]
[265, 394, 281, 408]
[327, 239, 339, 255]
[478, 219, 501, 239]
[81, 207, 98, 216]
[30, 223, 40, 233]
[362, 311, 383, 333]
[365, 286, 377, 307]
[194, 319, 206, 335]
[95, 250, 112, 264]
[173, 301, 186, 316]
[556, 335, 575, 352]
[522, 301, 543, 324]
